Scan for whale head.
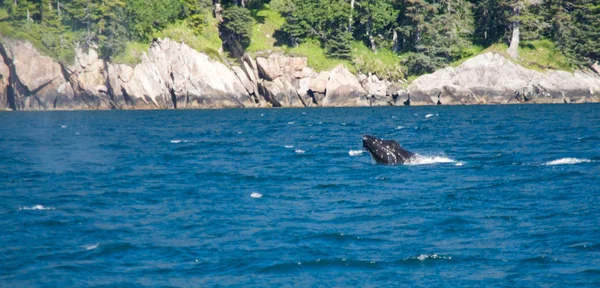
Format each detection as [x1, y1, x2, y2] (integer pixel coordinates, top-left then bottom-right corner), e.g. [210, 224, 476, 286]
[362, 135, 415, 165]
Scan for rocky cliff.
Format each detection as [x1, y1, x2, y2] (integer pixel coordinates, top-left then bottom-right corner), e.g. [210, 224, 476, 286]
[0, 37, 599, 111]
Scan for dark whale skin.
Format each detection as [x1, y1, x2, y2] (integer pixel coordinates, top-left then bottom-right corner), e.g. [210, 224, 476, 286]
[362, 135, 415, 165]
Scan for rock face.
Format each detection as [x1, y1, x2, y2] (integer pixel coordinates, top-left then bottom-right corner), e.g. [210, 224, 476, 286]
[0, 53, 9, 110]
[323, 65, 368, 107]
[0, 39, 75, 110]
[109, 39, 252, 109]
[408, 52, 600, 104]
[0, 39, 598, 111]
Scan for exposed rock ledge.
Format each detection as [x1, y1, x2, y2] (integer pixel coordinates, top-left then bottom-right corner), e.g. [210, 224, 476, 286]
[0, 38, 598, 111]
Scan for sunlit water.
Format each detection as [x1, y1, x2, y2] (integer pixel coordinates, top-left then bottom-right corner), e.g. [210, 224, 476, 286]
[1, 104, 599, 286]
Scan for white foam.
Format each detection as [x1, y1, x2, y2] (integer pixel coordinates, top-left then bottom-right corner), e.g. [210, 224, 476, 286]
[61, 125, 67, 128]
[295, 149, 305, 154]
[406, 154, 455, 165]
[284, 145, 294, 149]
[250, 192, 263, 198]
[75, 132, 81, 135]
[396, 126, 404, 130]
[82, 243, 99, 250]
[19, 205, 55, 211]
[545, 158, 592, 166]
[349, 150, 364, 156]
[455, 162, 464, 166]
[415, 254, 452, 261]
[237, 131, 243, 134]
[425, 114, 434, 118]
[261, 114, 264, 117]
[288, 122, 295, 125]
[170, 140, 183, 144]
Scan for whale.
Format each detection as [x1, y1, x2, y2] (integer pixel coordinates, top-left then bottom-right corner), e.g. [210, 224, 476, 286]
[362, 135, 416, 165]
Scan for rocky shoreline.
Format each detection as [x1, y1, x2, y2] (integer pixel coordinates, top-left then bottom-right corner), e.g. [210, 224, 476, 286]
[0, 37, 599, 111]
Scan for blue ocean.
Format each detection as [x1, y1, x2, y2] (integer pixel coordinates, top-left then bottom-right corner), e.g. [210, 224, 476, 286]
[1, 104, 599, 287]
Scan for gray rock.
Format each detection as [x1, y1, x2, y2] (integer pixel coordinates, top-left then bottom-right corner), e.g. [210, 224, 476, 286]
[0, 53, 9, 110]
[256, 55, 282, 81]
[323, 65, 368, 107]
[309, 71, 330, 95]
[408, 52, 600, 104]
[0, 39, 74, 110]
[112, 39, 251, 109]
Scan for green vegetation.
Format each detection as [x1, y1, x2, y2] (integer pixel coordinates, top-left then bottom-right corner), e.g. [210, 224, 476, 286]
[246, 4, 285, 53]
[0, 0, 598, 79]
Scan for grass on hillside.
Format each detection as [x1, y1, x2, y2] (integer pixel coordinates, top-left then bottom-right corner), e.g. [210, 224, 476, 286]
[112, 41, 150, 65]
[472, 40, 573, 72]
[246, 4, 286, 53]
[0, 20, 76, 64]
[518, 39, 572, 72]
[114, 14, 223, 65]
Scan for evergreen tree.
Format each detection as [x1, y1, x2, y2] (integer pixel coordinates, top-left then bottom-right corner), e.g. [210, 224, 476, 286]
[220, 5, 254, 52]
[326, 30, 353, 59]
[565, 0, 600, 65]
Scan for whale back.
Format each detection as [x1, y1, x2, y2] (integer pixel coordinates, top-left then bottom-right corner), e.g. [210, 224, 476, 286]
[363, 135, 415, 165]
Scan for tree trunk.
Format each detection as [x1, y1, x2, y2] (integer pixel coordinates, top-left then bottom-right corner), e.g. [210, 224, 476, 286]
[348, 0, 355, 32]
[392, 30, 399, 53]
[367, 20, 377, 53]
[215, 3, 223, 22]
[507, 4, 520, 60]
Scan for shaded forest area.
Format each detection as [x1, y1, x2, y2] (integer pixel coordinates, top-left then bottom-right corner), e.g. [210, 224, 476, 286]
[0, 0, 598, 78]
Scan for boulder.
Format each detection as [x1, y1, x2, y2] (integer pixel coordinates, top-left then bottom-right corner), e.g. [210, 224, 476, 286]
[323, 65, 368, 107]
[408, 52, 600, 104]
[256, 55, 282, 81]
[259, 77, 303, 107]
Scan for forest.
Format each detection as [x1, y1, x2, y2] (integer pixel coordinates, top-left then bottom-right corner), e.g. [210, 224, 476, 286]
[0, 0, 598, 78]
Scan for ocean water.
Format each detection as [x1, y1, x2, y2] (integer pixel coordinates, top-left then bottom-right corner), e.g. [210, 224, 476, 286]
[0, 104, 599, 287]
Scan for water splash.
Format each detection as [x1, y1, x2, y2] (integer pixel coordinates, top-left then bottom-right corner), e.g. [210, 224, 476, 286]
[545, 158, 592, 166]
[19, 205, 55, 211]
[406, 154, 455, 165]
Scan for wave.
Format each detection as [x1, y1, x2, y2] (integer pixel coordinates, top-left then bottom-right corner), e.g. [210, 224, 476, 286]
[401, 253, 453, 263]
[250, 192, 263, 198]
[425, 114, 434, 118]
[348, 150, 364, 156]
[544, 158, 592, 166]
[19, 205, 55, 210]
[406, 154, 455, 165]
[295, 149, 305, 154]
[284, 145, 294, 149]
[82, 243, 99, 250]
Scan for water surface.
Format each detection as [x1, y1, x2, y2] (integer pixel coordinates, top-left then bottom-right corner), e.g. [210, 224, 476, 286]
[1, 105, 599, 286]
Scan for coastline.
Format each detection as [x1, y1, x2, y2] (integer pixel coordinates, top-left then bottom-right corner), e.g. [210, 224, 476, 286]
[1, 38, 599, 112]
